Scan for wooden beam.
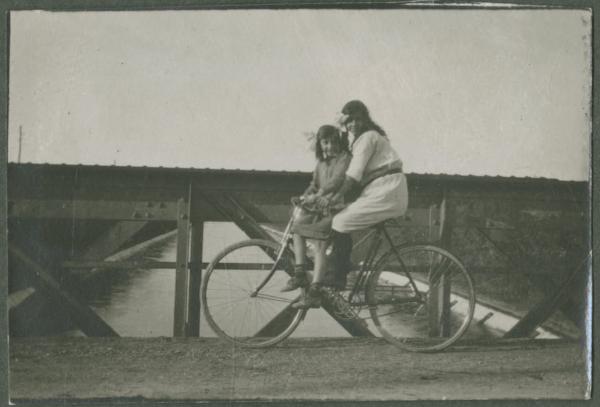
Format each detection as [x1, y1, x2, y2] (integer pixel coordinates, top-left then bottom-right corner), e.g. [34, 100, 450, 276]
[9, 289, 49, 336]
[63, 260, 176, 269]
[504, 255, 589, 338]
[63, 260, 276, 270]
[173, 196, 192, 337]
[8, 243, 119, 337]
[256, 292, 374, 338]
[8, 287, 36, 310]
[254, 305, 301, 338]
[8, 199, 177, 220]
[80, 221, 148, 260]
[201, 192, 274, 241]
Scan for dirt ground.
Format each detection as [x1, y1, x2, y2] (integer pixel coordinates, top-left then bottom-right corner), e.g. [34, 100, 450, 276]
[9, 337, 589, 402]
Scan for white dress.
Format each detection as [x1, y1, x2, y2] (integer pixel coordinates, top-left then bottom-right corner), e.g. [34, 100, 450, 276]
[331, 130, 409, 233]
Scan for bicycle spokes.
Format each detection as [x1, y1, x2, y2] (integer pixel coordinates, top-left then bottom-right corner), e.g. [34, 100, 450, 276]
[367, 244, 475, 352]
[202, 239, 306, 348]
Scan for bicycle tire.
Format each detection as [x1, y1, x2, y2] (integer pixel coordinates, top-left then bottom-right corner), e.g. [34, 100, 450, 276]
[201, 239, 306, 348]
[366, 244, 475, 352]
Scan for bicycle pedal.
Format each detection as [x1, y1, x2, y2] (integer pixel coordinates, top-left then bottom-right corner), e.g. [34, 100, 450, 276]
[333, 313, 357, 321]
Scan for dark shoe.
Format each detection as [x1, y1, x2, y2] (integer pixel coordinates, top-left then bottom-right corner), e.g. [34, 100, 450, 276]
[281, 265, 309, 292]
[333, 274, 348, 291]
[281, 275, 308, 292]
[321, 262, 350, 291]
[291, 283, 322, 309]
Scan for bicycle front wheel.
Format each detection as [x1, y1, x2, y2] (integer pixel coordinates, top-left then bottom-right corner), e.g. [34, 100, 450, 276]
[202, 239, 306, 348]
[367, 244, 475, 352]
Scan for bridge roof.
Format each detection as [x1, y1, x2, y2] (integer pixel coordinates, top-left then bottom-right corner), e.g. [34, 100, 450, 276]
[7, 162, 587, 187]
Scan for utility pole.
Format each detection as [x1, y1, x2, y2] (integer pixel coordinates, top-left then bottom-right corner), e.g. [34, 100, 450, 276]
[17, 125, 23, 163]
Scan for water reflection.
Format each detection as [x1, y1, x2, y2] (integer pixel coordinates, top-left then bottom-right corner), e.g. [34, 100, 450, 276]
[88, 239, 177, 337]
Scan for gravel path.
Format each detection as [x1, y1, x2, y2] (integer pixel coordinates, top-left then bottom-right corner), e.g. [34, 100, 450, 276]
[9, 337, 589, 401]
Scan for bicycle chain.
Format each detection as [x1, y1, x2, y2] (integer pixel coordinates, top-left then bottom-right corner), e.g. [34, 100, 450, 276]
[321, 287, 363, 321]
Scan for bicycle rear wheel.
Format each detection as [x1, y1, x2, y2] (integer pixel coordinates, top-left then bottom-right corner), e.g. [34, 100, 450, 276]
[366, 244, 475, 352]
[202, 239, 306, 348]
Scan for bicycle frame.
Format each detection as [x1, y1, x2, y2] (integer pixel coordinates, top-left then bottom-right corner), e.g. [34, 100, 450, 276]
[347, 221, 423, 306]
[250, 207, 424, 305]
[249, 205, 301, 297]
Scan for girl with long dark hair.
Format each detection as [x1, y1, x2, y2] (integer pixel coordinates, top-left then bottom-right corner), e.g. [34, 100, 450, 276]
[292, 100, 409, 308]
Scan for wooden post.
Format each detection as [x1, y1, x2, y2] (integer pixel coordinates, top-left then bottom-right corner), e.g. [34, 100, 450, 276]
[186, 219, 203, 337]
[428, 192, 452, 337]
[428, 203, 441, 243]
[173, 196, 191, 337]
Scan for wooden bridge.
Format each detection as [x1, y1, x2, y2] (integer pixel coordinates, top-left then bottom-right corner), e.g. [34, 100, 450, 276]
[7, 163, 589, 340]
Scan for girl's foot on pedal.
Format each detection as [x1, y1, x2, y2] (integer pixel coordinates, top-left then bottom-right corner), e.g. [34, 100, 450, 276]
[281, 264, 309, 292]
[291, 283, 322, 309]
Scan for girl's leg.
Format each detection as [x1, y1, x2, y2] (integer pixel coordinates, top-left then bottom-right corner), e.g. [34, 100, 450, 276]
[281, 233, 309, 292]
[311, 239, 328, 283]
[292, 238, 329, 309]
[293, 233, 306, 266]
[330, 230, 352, 290]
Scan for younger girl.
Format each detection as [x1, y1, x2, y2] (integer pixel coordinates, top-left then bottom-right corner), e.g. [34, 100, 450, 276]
[281, 125, 351, 309]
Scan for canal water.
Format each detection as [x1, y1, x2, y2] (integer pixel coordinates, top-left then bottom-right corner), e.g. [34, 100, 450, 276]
[86, 222, 349, 338]
[82, 222, 562, 340]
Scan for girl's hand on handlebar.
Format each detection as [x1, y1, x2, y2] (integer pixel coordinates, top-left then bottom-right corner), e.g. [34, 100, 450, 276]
[315, 196, 330, 209]
[303, 194, 317, 205]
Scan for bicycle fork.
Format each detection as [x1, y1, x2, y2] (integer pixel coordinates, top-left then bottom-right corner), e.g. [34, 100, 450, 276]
[250, 206, 300, 297]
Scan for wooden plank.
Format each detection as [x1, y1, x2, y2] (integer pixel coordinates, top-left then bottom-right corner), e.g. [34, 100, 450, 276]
[173, 196, 191, 337]
[8, 199, 178, 220]
[8, 243, 119, 337]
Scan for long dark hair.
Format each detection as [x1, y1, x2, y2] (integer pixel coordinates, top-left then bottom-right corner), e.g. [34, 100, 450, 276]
[314, 125, 349, 161]
[341, 100, 387, 137]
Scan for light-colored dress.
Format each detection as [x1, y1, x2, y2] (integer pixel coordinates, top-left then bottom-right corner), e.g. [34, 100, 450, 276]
[332, 130, 409, 233]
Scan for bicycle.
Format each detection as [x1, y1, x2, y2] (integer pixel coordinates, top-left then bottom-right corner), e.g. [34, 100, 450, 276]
[201, 199, 476, 352]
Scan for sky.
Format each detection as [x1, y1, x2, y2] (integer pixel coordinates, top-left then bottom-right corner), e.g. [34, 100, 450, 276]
[8, 8, 592, 181]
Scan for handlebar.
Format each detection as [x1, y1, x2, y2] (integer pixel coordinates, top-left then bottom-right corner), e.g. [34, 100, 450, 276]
[291, 196, 345, 214]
